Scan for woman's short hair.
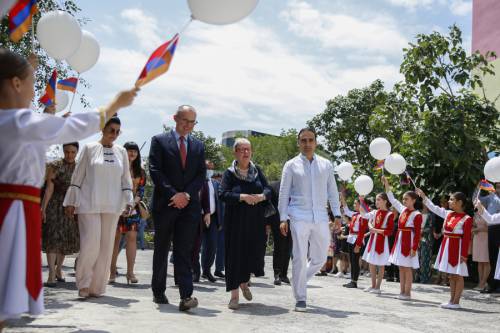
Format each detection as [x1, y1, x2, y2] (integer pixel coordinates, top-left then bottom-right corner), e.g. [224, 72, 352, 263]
[233, 138, 251, 152]
[63, 142, 79, 150]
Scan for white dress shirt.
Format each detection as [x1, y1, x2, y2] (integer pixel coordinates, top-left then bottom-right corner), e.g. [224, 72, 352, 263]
[63, 142, 134, 214]
[208, 179, 216, 215]
[278, 153, 341, 223]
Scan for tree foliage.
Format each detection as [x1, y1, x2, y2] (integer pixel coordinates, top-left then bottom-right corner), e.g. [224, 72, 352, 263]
[0, 0, 91, 108]
[309, 25, 500, 199]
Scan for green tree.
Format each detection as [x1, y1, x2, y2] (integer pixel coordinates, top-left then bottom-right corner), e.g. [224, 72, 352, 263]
[397, 25, 500, 197]
[0, 0, 91, 108]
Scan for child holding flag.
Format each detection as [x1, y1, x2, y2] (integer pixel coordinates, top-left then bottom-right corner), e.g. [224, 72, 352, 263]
[416, 188, 472, 309]
[0, 48, 138, 325]
[383, 176, 422, 301]
[340, 195, 368, 289]
[358, 193, 394, 294]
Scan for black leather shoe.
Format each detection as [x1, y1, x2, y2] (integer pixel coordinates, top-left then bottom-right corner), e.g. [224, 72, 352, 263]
[214, 271, 225, 278]
[480, 287, 493, 294]
[343, 281, 357, 288]
[202, 272, 216, 283]
[280, 276, 290, 284]
[153, 294, 169, 304]
[315, 271, 328, 276]
[274, 275, 282, 286]
[179, 297, 198, 311]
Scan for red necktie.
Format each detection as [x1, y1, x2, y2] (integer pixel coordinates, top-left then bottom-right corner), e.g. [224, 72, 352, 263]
[179, 136, 187, 169]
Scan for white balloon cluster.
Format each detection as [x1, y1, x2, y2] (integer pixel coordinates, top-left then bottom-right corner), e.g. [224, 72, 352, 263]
[37, 11, 100, 73]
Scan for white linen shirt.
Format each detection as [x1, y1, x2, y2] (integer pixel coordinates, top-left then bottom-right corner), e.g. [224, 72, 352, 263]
[0, 108, 100, 187]
[63, 142, 134, 214]
[278, 153, 341, 223]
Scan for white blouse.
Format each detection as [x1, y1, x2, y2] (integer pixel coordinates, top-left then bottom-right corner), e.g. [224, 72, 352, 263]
[63, 142, 133, 214]
[0, 108, 101, 187]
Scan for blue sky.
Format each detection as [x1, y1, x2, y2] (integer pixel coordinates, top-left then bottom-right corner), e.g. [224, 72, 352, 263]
[67, 0, 473, 152]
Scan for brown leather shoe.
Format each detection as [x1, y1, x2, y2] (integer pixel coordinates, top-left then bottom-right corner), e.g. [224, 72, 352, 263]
[179, 297, 198, 311]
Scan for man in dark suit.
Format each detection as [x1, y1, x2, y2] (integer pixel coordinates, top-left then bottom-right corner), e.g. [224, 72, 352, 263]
[268, 180, 291, 285]
[149, 105, 206, 311]
[200, 160, 225, 282]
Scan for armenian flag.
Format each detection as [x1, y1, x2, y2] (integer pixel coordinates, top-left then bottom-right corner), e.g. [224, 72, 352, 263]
[374, 160, 385, 171]
[359, 196, 371, 212]
[135, 33, 180, 87]
[479, 179, 495, 192]
[8, 0, 37, 42]
[57, 77, 78, 93]
[39, 69, 57, 107]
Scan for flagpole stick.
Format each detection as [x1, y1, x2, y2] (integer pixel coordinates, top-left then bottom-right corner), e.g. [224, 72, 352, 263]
[178, 16, 194, 37]
[67, 73, 79, 113]
[31, 19, 35, 53]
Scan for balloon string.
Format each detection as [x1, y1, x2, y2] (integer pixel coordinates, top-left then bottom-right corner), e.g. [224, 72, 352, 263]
[178, 16, 194, 37]
[68, 73, 79, 113]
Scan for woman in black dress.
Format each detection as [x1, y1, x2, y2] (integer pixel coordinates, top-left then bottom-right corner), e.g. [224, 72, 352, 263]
[220, 138, 272, 310]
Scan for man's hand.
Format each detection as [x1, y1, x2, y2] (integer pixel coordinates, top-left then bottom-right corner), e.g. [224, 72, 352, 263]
[280, 221, 288, 237]
[203, 213, 211, 227]
[169, 192, 189, 209]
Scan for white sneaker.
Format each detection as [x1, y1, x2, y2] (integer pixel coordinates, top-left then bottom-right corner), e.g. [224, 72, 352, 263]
[447, 303, 461, 310]
[365, 272, 371, 277]
[398, 294, 410, 300]
[334, 272, 344, 278]
[440, 302, 451, 308]
[370, 288, 381, 294]
[363, 287, 373, 292]
[343, 273, 351, 279]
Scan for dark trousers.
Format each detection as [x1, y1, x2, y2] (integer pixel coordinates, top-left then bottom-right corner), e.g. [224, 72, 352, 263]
[271, 219, 291, 277]
[348, 243, 361, 282]
[201, 214, 218, 273]
[151, 207, 200, 299]
[488, 225, 500, 290]
[215, 228, 225, 272]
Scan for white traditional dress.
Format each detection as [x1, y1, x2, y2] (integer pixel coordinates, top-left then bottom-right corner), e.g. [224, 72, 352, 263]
[388, 192, 422, 269]
[424, 198, 473, 276]
[481, 210, 500, 280]
[0, 108, 105, 320]
[360, 209, 394, 266]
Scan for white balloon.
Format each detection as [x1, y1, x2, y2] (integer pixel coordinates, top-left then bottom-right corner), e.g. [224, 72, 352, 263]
[484, 157, 500, 183]
[336, 162, 354, 181]
[67, 30, 100, 73]
[188, 0, 259, 25]
[369, 138, 391, 160]
[385, 153, 407, 175]
[37, 11, 82, 60]
[55, 90, 69, 112]
[354, 175, 374, 196]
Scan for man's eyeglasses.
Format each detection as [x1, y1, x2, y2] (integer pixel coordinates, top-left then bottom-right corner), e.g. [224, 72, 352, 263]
[236, 148, 251, 153]
[179, 118, 198, 125]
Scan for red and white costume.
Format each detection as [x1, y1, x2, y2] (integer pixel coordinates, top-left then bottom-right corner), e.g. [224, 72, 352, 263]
[343, 206, 368, 247]
[360, 209, 394, 266]
[424, 198, 472, 276]
[480, 210, 500, 280]
[0, 108, 104, 320]
[388, 192, 422, 269]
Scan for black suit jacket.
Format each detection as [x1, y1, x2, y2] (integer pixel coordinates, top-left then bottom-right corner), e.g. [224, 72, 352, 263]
[149, 130, 206, 213]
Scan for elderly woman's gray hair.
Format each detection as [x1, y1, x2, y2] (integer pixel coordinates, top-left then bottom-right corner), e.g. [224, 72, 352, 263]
[233, 138, 251, 152]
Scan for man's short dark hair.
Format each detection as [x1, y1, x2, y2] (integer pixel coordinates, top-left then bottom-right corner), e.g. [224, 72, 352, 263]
[297, 128, 317, 140]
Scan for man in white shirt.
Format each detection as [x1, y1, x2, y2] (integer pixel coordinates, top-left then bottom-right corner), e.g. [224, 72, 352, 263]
[278, 128, 342, 312]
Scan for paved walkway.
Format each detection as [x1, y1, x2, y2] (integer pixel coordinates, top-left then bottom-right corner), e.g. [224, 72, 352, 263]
[5, 250, 500, 333]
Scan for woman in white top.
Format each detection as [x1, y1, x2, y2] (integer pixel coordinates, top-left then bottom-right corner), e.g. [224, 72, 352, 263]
[476, 201, 500, 281]
[64, 117, 134, 298]
[0, 49, 137, 326]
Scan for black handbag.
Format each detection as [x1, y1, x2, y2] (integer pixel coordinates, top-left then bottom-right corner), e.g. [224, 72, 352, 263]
[263, 201, 277, 218]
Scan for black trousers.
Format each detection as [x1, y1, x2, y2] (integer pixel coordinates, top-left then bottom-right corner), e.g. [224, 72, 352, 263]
[488, 224, 500, 290]
[201, 214, 218, 273]
[151, 205, 200, 299]
[348, 243, 361, 282]
[271, 219, 291, 277]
